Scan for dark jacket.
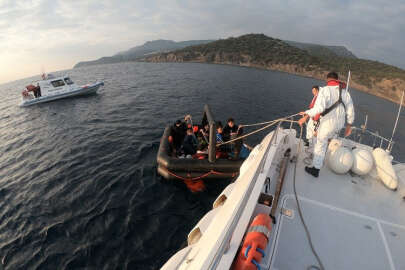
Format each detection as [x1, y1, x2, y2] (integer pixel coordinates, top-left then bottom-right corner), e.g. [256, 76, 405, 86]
[223, 124, 242, 142]
[182, 134, 198, 155]
[170, 123, 187, 149]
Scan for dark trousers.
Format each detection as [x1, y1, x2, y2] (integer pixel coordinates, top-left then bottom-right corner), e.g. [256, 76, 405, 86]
[34, 88, 41, 98]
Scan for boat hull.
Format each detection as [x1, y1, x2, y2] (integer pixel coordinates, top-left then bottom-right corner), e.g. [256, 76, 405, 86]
[19, 82, 104, 107]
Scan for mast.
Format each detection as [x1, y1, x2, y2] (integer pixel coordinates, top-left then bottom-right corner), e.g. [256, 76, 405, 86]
[345, 70, 351, 94]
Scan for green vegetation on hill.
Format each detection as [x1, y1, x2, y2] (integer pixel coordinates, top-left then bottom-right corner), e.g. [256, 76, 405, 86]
[284, 40, 357, 59]
[74, 39, 214, 68]
[143, 34, 405, 104]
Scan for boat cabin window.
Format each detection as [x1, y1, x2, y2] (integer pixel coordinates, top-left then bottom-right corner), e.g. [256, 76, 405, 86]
[51, 80, 65, 87]
[64, 77, 74, 85]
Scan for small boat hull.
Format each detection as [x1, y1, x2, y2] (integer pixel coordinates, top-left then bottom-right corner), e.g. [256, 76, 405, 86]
[20, 82, 104, 107]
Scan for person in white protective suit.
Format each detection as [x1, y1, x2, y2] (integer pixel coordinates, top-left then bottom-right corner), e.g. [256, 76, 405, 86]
[299, 72, 355, 177]
[299, 86, 320, 147]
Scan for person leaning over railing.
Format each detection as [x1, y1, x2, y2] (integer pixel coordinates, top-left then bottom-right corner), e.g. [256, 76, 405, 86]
[299, 72, 354, 177]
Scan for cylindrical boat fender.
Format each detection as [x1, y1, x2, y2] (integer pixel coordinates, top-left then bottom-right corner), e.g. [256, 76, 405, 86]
[328, 146, 354, 174]
[351, 148, 374, 176]
[232, 213, 271, 270]
[372, 148, 398, 190]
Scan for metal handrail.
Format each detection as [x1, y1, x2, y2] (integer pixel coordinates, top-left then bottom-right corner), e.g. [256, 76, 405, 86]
[346, 126, 394, 152]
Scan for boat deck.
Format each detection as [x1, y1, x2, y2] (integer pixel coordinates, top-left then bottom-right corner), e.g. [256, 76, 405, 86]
[268, 142, 405, 270]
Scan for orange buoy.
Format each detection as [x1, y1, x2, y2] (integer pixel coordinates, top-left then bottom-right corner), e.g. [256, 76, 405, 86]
[232, 213, 271, 270]
[184, 179, 205, 192]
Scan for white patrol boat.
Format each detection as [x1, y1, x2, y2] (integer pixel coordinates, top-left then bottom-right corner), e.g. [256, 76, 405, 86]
[20, 74, 104, 107]
[161, 101, 405, 269]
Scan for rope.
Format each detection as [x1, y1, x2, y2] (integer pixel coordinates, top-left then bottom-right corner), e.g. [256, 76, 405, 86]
[240, 119, 279, 127]
[166, 169, 238, 181]
[293, 126, 325, 270]
[241, 113, 301, 128]
[217, 113, 300, 146]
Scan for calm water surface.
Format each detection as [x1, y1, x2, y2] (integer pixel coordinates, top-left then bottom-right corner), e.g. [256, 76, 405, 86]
[0, 62, 404, 269]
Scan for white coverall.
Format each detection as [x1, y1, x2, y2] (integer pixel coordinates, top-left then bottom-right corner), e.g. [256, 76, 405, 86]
[305, 85, 355, 169]
[306, 118, 316, 142]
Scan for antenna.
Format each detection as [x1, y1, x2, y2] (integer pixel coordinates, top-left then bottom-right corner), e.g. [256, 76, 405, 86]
[345, 70, 351, 94]
[388, 90, 404, 152]
[41, 65, 46, 80]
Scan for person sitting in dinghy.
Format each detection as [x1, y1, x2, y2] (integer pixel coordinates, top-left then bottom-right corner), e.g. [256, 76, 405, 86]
[216, 122, 224, 144]
[223, 118, 243, 159]
[197, 123, 210, 151]
[215, 122, 228, 158]
[182, 128, 198, 158]
[169, 119, 187, 156]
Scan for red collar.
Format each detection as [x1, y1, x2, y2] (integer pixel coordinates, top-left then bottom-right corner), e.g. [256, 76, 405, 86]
[309, 94, 318, 109]
[327, 79, 347, 89]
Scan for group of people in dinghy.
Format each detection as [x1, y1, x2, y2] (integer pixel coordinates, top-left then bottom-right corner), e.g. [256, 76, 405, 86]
[168, 116, 249, 160]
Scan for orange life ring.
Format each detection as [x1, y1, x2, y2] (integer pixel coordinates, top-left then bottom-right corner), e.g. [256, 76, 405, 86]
[232, 213, 272, 270]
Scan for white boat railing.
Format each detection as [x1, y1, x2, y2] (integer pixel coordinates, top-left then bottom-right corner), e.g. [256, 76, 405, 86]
[277, 114, 395, 153]
[343, 126, 393, 151]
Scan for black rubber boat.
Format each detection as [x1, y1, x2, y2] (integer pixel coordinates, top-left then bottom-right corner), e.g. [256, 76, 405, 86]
[157, 105, 244, 181]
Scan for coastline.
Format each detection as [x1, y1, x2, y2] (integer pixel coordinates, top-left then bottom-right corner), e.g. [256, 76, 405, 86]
[140, 56, 405, 105]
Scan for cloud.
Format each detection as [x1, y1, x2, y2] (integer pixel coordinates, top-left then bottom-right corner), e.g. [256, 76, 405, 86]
[0, 0, 404, 84]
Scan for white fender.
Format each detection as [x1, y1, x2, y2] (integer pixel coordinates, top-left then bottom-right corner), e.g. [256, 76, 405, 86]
[187, 207, 220, 246]
[351, 148, 374, 176]
[213, 183, 235, 208]
[372, 148, 398, 190]
[326, 139, 342, 167]
[327, 143, 354, 174]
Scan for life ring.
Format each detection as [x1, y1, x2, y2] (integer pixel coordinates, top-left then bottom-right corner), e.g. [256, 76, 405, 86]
[372, 148, 398, 190]
[232, 213, 271, 270]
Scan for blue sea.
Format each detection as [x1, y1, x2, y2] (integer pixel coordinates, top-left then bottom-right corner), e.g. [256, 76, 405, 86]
[0, 62, 404, 269]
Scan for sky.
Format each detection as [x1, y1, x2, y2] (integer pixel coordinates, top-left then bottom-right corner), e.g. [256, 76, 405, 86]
[1, 0, 404, 84]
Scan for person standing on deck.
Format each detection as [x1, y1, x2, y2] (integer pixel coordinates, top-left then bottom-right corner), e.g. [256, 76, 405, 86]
[299, 72, 355, 177]
[299, 86, 320, 147]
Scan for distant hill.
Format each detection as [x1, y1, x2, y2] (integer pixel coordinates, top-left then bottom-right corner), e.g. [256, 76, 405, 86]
[284, 40, 357, 59]
[141, 34, 405, 104]
[74, 39, 214, 68]
[74, 38, 357, 68]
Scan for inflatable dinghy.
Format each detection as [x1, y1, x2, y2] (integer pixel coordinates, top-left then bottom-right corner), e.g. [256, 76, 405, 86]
[157, 105, 246, 181]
